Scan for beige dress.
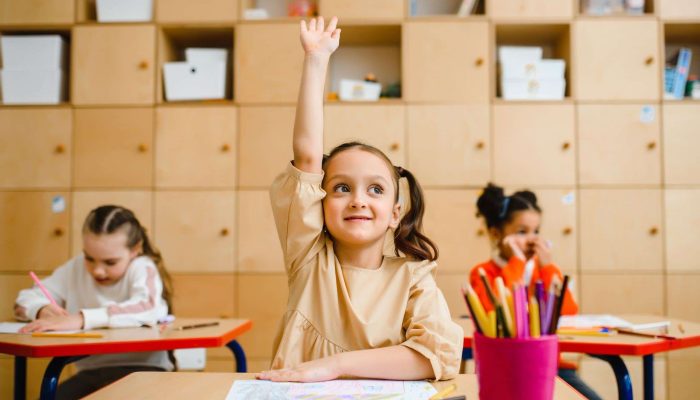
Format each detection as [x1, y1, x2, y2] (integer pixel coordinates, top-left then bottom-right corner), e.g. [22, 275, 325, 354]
[269, 163, 462, 380]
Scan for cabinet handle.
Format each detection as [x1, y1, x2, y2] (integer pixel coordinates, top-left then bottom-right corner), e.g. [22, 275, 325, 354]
[221, 143, 231, 152]
[53, 227, 64, 237]
[220, 228, 229, 236]
[647, 141, 657, 150]
[475, 141, 485, 150]
[390, 142, 400, 151]
[138, 61, 149, 70]
[137, 143, 149, 153]
[649, 226, 659, 235]
[54, 144, 66, 154]
[475, 57, 484, 67]
[645, 56, 654, 66]
[562, 142, 571, 150]
[476, 228, 485, 237]
[562, 227, 573, 235]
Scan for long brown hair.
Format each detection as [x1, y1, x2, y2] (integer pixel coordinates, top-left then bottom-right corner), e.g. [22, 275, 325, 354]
[323, 142, 439, 261]
[82, 205, 173, 312]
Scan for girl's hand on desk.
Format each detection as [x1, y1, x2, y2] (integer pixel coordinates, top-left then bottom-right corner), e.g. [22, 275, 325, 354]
[256, 356, 341, 383]
[37, 304, 69, 319]
[19, 313, 84, 333]
[300, 16, 340, 56]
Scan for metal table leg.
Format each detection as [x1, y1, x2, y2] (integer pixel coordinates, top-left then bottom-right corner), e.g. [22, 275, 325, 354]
[14, 356, 26, 400]
[39, 355, 86, 400]
[588, 354, 633, 400]
[226, 340, 247, 373]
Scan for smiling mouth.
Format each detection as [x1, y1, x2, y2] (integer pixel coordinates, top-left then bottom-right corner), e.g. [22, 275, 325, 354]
[344, 216, 372, 221]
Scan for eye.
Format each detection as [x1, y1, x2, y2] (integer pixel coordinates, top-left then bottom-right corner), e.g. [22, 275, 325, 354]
[85, 255, 95, 263]
[333, 184, 350, 193]
[534, 229, 540, 235]
[105, 260, 118, 267]
[369, 185, 383, 195]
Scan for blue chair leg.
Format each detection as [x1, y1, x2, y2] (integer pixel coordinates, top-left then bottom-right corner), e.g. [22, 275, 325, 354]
[39, 356, 85, 400]
[643, 354, 654, 400]
[588, 354, 633, 400]
[14, 356, 26, 400]
[226, 340, 247, 373]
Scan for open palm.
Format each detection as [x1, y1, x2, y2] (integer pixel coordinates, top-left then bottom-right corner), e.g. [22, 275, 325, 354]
[300, 16, 340, 55]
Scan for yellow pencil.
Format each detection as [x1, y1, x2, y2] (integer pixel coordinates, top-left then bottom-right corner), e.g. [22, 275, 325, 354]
[465, 284, 493, 337]
[487, 310, 497, 338]
[556, 329, 614, 337]
[495, 277, 514, 337]
[32, 332, 103, 338]
[529, 295, 540, 338]
[429, 383, 457, 400]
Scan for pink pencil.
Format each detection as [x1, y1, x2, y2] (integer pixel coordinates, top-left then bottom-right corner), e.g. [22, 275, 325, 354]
[29, 271, 58, 306]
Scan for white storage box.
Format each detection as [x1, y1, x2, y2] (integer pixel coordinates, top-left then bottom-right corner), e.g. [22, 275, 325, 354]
[1, 69, 65, 104]
[501, 59, 566, 80]
[185, 48, 229, 64]
[96, 0, 153, 22]
[338, 79, 381, 101]
[163, 61, 227, 101]
[1, 35, 66, 70]
[498, 46, 543, 64]
[501, 78, 566, 100]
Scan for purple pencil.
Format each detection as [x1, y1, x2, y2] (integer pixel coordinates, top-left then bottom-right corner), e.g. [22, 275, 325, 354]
[535, 280, 545, 335]
[520, 284, 530, 338]
[543, 283, 557, 335]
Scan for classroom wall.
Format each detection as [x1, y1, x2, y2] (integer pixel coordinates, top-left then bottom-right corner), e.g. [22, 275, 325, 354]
[1, 0, 699, 398]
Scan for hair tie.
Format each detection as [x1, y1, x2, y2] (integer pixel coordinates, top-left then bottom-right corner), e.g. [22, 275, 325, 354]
[498, 196, 511, 220]
[396, 166, 404, 176]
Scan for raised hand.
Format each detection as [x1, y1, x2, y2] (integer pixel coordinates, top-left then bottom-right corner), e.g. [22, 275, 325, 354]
[300, 16, 341, 56]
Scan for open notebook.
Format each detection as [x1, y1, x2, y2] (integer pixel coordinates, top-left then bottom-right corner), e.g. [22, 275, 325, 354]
[558, 315, 670, 331]
[226, 380, 437, 400]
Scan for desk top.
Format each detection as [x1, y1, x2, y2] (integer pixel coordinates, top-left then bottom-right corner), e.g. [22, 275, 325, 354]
[459, 314, 700, 356]
[0, 318, 252, 358]
[84, 372, 586, 400]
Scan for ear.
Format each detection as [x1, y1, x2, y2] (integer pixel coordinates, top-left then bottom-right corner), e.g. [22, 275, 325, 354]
[488, 227, 502, 242]
[129, 240, 143, 258]
[389, 202, 401, 229]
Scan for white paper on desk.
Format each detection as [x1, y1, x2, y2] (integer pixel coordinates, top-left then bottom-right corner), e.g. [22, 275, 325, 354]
[558, 315, 635, 329]
[0, 322, 26, 333]
[225, 379, 437, 400]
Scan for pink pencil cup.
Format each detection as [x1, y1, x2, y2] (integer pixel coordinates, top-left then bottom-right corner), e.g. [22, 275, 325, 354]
[474, 332, 559, 400]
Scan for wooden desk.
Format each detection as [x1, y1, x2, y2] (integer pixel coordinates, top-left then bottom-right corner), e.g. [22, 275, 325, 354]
[0, 318, 252, 400]
[458, 315, 700, 400]
[84, 372, 586, 399]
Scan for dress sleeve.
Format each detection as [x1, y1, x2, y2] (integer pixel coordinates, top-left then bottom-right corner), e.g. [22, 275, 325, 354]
[269, 162, 327, 276]
[401, 261, 463, 380]
[14, 259, 72, 321]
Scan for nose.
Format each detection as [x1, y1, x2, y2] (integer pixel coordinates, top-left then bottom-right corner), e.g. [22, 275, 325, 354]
[349, 192, 367, 209]
[93, 265, 106, 278]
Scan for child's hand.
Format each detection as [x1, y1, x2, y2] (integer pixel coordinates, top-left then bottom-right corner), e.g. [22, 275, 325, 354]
[256, 356, 341, 382]
[300, 16, 341, 56]
[19, 313, 84, 333]
[534, 237, 553, 266]
[37, 304, 69, 319]
[501, 234, 526, 261]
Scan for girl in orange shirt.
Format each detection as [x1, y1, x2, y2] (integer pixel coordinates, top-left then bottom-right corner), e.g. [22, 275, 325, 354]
[470, 183, 601, 400]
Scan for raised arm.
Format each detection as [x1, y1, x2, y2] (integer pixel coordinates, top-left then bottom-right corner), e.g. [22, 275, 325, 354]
[293, 16, 340, 173]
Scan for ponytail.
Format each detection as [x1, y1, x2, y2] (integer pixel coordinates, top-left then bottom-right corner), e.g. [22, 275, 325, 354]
[394, 167, 439, 261]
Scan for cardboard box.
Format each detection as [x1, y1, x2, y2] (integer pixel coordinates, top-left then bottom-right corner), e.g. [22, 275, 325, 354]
[501, 78, 566, 100]
[0, 35, 66, 70]
[96, 0, 153, 22]
[1, 69, 65, 104]
[163, 61, 227, 101]
[338, 79, 381, 101]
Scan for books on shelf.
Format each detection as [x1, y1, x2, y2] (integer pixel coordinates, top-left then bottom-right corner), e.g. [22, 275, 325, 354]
[665, 48, 693, 100]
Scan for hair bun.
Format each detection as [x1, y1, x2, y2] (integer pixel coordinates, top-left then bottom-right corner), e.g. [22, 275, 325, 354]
[476, 183, 505, 226]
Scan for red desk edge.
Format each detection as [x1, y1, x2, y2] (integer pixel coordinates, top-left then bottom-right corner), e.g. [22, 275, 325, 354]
[0, 320, 252, 358]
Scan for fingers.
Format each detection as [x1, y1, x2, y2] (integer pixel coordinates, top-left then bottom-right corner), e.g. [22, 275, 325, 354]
[317, 16, 324, 32]
[300, 20, 307, 33]
[331, 29, 341, 40]
[309, 18, 316, 31]
[326, 16, 338, 33]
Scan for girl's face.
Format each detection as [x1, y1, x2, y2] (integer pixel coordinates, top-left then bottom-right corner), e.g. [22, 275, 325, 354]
[82, 231, 140, 286]
[322, 148, 401, 249]
[493, 209, 542, 260]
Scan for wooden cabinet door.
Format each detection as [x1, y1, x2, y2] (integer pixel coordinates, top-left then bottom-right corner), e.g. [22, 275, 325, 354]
[154, 191, 235, 273]
[236, 273, 288, 358]
[319, 0, 404, 21]
[73, 108, 154, 188]
[403, 21, 490, 102]
[237, 191, 284, 273]
[72, 25, 156, 105]
[236, 23, 303, 104]
[423, 189, 490, 273]
[532, 188, 577, 274]
[658, 0, 700, 19]
[407, 104, 490, 186]
[155, 106, 237, 188]
[663, 103, 700, 185]
[488, 0, 573, 19]
[238, 106, 295, 188]
[171, 274, 236, 318]
[0, 191, 70, 271]
[665, 189, 700, 273]
[156, 0, 238, 22]
[324, 104, 405, 166]
[71, 191, 153, 256]
[579, 189, 663, 272]
[0, 108, 71, 189]
[493, 104, 575, 186]
[578, 104, 661, 185]
[574, 20, 660, 101]
[0, 0, 74, 25]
